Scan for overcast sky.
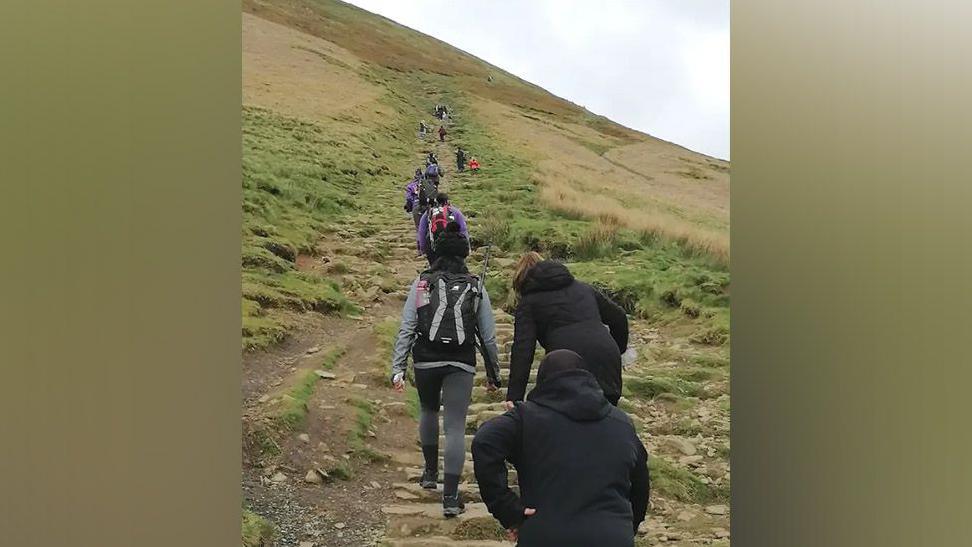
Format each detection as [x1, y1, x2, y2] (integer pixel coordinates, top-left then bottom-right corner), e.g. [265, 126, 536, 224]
[345, 0, 729, 160]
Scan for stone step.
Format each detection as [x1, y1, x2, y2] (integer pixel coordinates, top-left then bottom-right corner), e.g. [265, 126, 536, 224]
[382, 503, 505, 540]
[405, 466, 518, 486]
[383, 536, 511, 547]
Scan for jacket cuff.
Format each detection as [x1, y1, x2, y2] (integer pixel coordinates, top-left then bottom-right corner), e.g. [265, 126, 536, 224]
[496, 498, 526, 529]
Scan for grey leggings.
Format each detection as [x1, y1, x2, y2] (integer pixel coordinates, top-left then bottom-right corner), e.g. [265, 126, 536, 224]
[414, 365, 474, 477]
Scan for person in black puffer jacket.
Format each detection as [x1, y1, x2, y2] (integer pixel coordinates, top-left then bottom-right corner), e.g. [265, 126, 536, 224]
[473, 350, 650, 547]
[506, 252, 629, 405]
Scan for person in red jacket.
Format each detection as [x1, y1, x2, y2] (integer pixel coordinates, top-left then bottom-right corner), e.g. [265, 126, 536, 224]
[468, 157, 481, 171]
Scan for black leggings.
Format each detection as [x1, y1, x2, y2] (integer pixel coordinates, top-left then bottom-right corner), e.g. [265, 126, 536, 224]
[414, 366, 474, 479]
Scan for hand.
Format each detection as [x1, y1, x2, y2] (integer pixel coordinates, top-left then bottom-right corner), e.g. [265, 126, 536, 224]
[392, 373, 405, 393]
[506, 508, 536, 542]
[486, 380, 498, 392]
[503, 400, 515, 411]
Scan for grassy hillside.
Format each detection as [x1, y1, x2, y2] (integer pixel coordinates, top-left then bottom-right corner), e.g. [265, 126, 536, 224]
[241, 2, 731, 543]
[240, 1, 729, 351]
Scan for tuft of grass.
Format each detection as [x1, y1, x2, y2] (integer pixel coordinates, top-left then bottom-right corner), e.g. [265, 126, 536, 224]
[320, 345, 346, 371]
[451, 518, 507, 541]
[573, 221, 622, 260]
[242, 508, 276, 547]
[273, 370, 320, 430]
[650, 456, 728, 504]
[347, 397, 388, 462]
[328, 460, 353, 480]
[625, 375, 703, 400]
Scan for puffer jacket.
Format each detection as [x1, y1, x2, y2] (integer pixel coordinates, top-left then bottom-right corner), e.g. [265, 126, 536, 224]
[507, 261, 628, 403]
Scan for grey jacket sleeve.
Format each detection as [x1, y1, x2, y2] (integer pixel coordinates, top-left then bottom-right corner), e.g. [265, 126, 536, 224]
[477, 289, 501, 381]
[390, 278, 420, 380]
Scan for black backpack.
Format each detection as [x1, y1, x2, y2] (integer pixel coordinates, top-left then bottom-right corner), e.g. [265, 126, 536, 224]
[416, 271, 480, 347]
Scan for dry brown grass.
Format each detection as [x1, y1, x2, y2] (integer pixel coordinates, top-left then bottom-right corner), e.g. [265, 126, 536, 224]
[243, 12, 390, 126]
[472, 98, 729, 263]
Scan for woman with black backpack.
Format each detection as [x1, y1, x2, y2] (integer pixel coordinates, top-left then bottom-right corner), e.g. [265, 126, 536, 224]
[390, 227, 502, 518]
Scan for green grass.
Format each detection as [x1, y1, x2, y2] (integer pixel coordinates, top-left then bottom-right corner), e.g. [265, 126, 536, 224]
[624, 375, 703, 400]
[242, 508, 276, 547]
[347, 397, 389, 462]
[328, 460, 353, 480]
[650, 456, 728, 504]
[405, 386, 420, 420]
[319, 345, 347, 371]
[273, 370, 320, 430]
[241, 104, 410, 350]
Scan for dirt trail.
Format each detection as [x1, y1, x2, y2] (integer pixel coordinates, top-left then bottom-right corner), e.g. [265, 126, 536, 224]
[243, 108, 730, 546]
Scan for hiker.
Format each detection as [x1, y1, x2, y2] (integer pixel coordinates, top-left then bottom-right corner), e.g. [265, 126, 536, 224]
[438, 125, 447, 142]
[506, 252, 629, 406]
[419, 121, 428, 140]
[472, 349, 650, 546]
[455, 147, 466, 172]
[413, 169, 439, 228]
[468, 157, 480, 171]
[403, 169, 423, 214]
[427, 151, 438, 166]
[424, 161, 442, 187]
[417, 193, 469, 262]
[391, 228, 502, 518]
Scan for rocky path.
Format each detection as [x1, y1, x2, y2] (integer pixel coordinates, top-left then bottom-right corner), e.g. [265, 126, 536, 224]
[243, 106, 731, 546]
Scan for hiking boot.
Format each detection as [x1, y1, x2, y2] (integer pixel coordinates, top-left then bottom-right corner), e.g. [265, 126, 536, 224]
[442, 493, 466, 518]
[419, 468, 438, 489]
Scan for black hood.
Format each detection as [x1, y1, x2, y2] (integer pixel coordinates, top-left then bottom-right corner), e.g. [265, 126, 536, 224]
[527, 369, 611, 422]
[521, 260, 574, 294]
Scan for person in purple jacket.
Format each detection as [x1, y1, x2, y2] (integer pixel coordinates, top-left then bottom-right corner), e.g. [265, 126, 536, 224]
[404, 169, 422, 214]
[417, 194, 469, 262]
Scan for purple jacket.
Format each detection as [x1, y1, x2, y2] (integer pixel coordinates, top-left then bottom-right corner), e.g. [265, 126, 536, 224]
[404, 178, 419, 211]
[417, 205, 468, 253]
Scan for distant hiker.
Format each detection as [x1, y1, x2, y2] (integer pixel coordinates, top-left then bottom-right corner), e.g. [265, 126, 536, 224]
[427, 151, 438, 166]
[424, 161, 443, 186]
[487, 74, 494, 82]
[404, 169, 423, 213]
[391, 229, 502, 518]
[413, 172, 439, 228]
[418, 193, 469, 261]
[468, 157, 481, 171]
[419, 121, 428, 140]
[438, 125, 447, 142]
[455, 148, 466, 172]
[472, 349, 650, 546]
[506, 253, 629, 406]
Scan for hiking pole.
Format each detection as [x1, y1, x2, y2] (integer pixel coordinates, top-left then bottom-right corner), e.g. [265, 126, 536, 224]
[474, 245, 501, 389]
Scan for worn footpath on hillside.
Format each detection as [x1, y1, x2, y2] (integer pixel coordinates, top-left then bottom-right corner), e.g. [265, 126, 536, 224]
[242, 102, 730, 546]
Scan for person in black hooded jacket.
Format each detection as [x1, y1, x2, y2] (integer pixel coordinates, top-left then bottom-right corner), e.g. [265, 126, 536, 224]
[507, 252, 629, 405]
[472, 350, 650, 547]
